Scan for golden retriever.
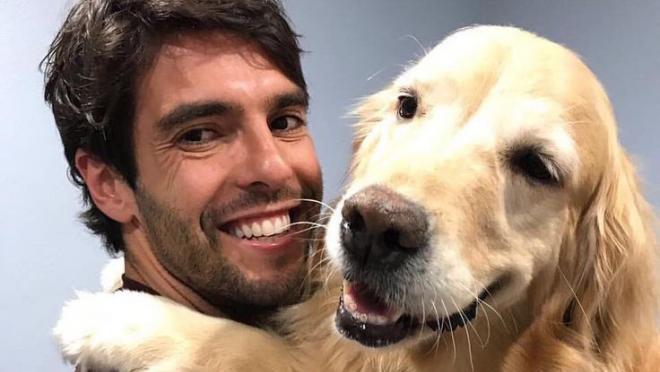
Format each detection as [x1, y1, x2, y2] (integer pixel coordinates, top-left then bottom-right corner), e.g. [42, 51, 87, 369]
[55, 25, 659, 372]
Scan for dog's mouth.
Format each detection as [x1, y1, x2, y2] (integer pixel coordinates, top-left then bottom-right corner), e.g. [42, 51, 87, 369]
[335, 280, 503, 348]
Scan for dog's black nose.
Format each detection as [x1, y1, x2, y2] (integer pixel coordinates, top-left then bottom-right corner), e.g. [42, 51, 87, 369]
[340, 185, 429, 269]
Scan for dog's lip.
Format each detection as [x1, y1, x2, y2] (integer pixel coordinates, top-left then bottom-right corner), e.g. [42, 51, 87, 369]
[424, 278, 504, 332]
[335, 278, 505, 348]
[336, 291, 417, 348]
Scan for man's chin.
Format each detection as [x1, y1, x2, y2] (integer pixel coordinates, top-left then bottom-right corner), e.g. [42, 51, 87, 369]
[196, 272, 307, 320]
[226, 263, 308, 307]
[216, 231, 309, 297]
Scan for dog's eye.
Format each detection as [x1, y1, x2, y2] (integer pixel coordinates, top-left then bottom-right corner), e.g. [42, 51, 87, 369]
[509, 147, 560, 186]
[397, 94, 418, 119]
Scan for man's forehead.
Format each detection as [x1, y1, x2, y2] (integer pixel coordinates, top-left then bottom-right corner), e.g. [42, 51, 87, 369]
[135, 30, 287, 105]
[156, 31, 271, 68]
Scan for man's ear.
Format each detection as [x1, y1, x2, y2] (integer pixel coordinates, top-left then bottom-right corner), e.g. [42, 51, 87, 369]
[75, 149, 137, 223]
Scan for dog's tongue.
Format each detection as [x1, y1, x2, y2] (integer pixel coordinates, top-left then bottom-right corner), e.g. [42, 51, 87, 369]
[345, 282, 399, 318]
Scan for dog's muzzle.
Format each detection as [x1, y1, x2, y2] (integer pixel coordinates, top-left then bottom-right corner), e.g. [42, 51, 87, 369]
[340, 185, 429, 272]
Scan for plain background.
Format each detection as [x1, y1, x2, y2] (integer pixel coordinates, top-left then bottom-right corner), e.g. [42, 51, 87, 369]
[0, 0, 657, 370]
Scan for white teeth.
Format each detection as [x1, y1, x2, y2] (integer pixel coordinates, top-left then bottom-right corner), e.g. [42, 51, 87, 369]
[262, 219, 274, 236]
[344, 292, 358, 313]
[368, 314, 391, 326]
[230, 213, 291, 239]
[273, 217, 282, 234]
[241, 225, 253, 238]
[251, 222, 262, 237]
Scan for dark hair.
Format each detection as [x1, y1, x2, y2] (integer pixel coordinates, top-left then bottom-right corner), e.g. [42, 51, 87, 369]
[42, 0, 307, 255]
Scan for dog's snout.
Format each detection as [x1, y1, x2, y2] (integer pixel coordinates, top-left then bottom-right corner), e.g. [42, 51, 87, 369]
[340, 186, 429, 269]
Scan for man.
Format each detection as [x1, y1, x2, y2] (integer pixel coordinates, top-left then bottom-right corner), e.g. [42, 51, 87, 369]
[44, 0, 323, 357]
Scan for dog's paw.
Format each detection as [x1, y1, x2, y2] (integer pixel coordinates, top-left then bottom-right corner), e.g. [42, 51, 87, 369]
[54, 291, 108, 363]
[53, 289, 299, 371]
[54, 290, 187, 370]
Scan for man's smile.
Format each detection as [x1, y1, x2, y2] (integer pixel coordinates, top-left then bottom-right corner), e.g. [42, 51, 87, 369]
[228, 212, 291, 239]
[217, 202, 311, 254]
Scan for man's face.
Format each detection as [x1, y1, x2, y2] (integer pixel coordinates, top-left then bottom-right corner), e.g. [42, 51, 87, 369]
[130, 32, 322, 309]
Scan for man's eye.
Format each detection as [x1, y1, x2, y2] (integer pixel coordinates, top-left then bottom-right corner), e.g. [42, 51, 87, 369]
[178, 128, 218, 145]
[270, 115, 304, 132]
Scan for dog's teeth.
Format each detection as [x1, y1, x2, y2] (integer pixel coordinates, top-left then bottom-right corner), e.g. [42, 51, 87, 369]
[344, 293, 358, 313]
[343, 292, 403, 325]
[367, 314, 390, 325]
[234, 227, 244, 239]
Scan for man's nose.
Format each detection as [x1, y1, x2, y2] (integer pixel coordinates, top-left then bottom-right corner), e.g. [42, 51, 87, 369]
[236, 123, 295, 190]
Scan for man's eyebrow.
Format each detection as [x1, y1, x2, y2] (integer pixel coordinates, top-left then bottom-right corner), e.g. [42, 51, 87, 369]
[156, 101, 240, 133]
[269, 90, 309, 112]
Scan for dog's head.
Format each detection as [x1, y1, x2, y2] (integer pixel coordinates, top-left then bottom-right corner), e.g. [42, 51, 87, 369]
[324, 25, 656, 355]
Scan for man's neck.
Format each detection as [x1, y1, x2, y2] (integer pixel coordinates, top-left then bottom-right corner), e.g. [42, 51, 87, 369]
[122, 223, 280, 326]
[123, 224, 226, 318]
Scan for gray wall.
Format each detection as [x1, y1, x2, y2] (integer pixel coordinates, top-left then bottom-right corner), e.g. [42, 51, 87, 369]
[0, 1, 656, 370]
[1, 1, 109, 370]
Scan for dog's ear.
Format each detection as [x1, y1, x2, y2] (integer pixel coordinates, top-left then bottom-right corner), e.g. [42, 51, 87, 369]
[510, 146, 657, 370]
[543, 146, 656, 365]
[347, 89, 393, 177]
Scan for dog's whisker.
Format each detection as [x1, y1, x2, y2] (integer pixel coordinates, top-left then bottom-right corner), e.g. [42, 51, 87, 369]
[464, 282, 493, 347]
[284, 221, 327, 230]
[308, 255, 334, 276]
[440, 299, 458, 365]
[479, 301, 492, 347]
[478, 300, 509, 334]
[285, 225, 326, 240]
[463, 280, 510, 336]
[429, 287, 449, 353]
[306, 211, 333, 223]
[430, 300, 443, 354]
[322, 262, 341, 290]
[292, 198, 336, 214]
[475, 281, 503, 344]
[450, 296, 475, 372]
[454, 282, 488, 349]
[300, 263, 323, 288]
[418, 297, 427, 341]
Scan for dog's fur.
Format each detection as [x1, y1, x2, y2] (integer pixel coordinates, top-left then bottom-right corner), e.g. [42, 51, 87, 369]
[55, 26, 659, 372]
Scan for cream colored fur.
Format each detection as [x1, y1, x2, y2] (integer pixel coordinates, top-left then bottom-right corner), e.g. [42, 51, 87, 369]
[54, 26, 659, 371]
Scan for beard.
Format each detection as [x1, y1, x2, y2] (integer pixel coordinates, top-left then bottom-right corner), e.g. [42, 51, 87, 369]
[134, 185, 321, 319]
